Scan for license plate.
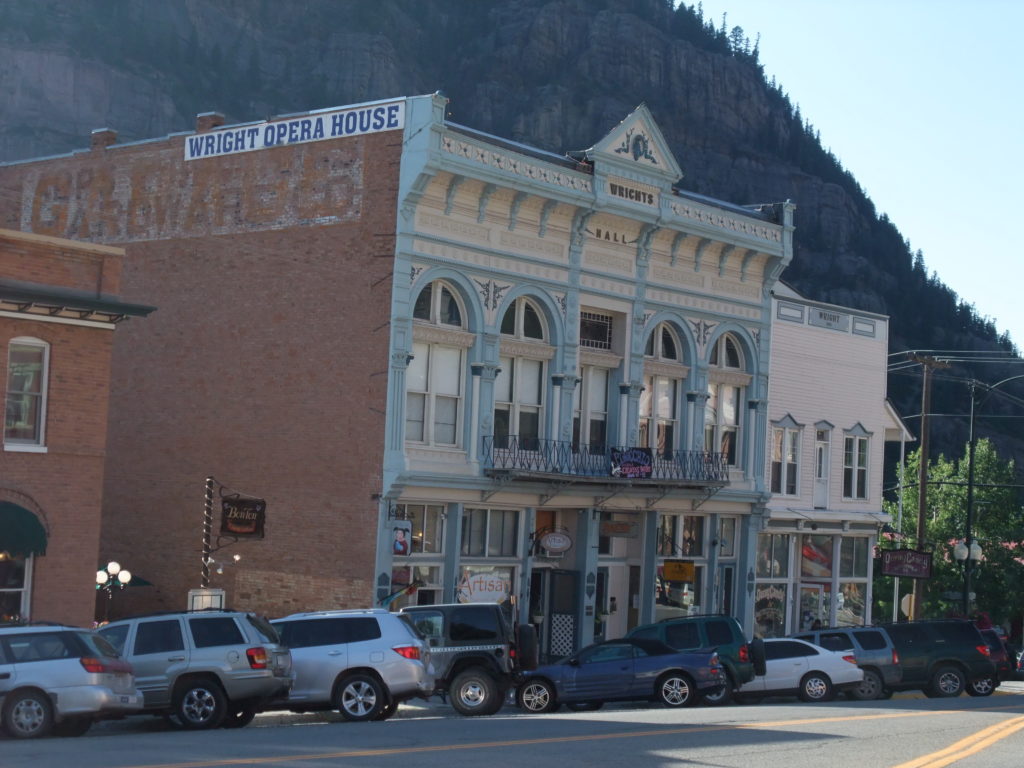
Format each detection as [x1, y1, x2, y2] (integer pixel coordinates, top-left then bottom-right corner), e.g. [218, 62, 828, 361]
[121, 696, 130, 704]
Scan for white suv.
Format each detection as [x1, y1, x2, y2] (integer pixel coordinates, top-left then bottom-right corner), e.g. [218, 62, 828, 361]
[271, 609, 433, 721]
[99, 610, 291, 729]
[0, 624, 142, 738]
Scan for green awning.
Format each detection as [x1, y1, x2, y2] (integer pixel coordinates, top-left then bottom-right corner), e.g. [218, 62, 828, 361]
[0, 502, 48, 556]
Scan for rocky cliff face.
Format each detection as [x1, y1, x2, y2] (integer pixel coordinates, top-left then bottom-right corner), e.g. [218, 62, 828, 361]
[0, 0, 1019, 467]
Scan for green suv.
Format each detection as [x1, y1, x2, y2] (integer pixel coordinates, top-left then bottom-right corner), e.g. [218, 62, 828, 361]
[625, 615, 764, 705]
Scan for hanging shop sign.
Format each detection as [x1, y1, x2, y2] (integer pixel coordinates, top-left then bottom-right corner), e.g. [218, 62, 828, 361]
[185, 99, 405, 160]
[220, 496, 266, 538]
[539, 530, 572, 554]
[610, 447, 653, 478]
[880, 549, 932, 579]
[662, 559, 695, 582]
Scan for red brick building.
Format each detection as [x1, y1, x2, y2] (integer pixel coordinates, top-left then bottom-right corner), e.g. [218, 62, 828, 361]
[1, 228, 152, 626]
[0, 103, 406, 618]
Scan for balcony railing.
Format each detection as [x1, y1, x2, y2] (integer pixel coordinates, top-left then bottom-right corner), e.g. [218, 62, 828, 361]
[481, 435, 729, 484]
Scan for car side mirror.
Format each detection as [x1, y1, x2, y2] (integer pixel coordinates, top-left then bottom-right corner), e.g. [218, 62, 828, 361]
[568, 658, 580, 667]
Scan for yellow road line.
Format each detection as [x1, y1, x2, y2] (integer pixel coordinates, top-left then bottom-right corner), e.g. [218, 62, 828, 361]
[121, 705, 1024, 768]
[890, 715, 1024, 768]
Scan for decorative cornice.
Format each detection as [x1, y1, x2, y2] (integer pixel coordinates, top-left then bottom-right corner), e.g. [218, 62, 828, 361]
[643, 360, 691, 379]
[499, 339, 556, 361]
[444, 175, 465, 216]
[579, 348, 622, 369]
[669, 232, 688, 266]
[668, 201, 782, 243]
[477, 183, 497, 223]
[441, 135, 593, 193]
[412, 324, 476, 348]
[708, 370, 753, 387]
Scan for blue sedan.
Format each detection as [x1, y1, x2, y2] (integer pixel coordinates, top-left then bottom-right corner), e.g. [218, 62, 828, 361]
[516, 637, 726, 713]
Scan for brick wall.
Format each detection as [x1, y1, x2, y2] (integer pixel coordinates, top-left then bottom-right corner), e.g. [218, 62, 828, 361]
[1, 122, 401, 619]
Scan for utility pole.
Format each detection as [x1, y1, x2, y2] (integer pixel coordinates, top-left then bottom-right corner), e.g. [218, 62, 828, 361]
[909, 354, 949, 620]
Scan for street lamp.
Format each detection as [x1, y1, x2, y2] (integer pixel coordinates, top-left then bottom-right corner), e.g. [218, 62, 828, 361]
[952, 539, 982, 614]
[96, 561, 132, 621]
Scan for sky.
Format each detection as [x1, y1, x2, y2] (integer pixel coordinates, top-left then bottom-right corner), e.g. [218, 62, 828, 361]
[688, 0, 1023, 350]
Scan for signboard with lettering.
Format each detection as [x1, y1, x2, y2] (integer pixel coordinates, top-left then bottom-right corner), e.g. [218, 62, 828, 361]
[880, 549, 932, 579]
[610, 447, 653, 479]
[662, 560, 695, 582]
[600, 520, 639, 539]
[220, 497, 266, 538]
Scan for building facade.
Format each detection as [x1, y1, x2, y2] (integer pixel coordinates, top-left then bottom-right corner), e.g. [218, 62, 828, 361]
[1, 94, 796, 644]
[757, 282, 911, 637]
[0, 228, 151, 626]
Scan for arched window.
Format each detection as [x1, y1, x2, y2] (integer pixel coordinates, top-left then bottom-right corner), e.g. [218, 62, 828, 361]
[407, 281, 470, 447]
[5, 337, 49, 447]
[640, 323, 688, 458]
[705, 333, 749, 466]
[496, 298, 550, 449]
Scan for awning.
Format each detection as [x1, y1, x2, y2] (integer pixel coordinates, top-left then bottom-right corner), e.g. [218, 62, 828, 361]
[0, 501, 48, 556]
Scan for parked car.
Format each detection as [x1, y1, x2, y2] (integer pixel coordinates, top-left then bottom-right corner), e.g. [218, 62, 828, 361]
[516, 637, 726, 713]
[399, 602, 537, 716]
[0, 624, 142, 739]
[876, 620, 996, 698]
[625, 614, 765, 705]
[790, 626, 901, 700]
[270, 609, 433, 721]
[736, 637, 863, 703]
[99, 609, 291, 729]
[969, 629, 1014, 696]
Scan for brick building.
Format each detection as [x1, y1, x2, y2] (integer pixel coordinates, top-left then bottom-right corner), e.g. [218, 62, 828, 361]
[1, 228, 152, 626]
[1, 94, 813, 649]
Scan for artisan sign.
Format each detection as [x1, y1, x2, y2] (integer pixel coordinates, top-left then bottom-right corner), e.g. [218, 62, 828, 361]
[610, 447, 653, 478]
[220, 497, 266, 538]
[880, 548, 932, 579]
[185, 99, 405, 160]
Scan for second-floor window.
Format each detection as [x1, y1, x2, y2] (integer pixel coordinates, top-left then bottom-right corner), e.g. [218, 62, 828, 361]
[771, 425, 800, 495]
[843, 433, 869, 499]
[705, 333, 748, 466]
[495, 298, 549, 449]
[573, 366, 609, 451]
[640, 323, 687, 458]
[5, 338, 49, 446]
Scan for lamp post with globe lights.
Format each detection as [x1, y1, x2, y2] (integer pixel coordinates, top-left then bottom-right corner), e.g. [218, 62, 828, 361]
[95, 561, 132, 622]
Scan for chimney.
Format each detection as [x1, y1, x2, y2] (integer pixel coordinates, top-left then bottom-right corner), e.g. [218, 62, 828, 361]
[196, 112, 226, 133]
[91, 128, 117, 151]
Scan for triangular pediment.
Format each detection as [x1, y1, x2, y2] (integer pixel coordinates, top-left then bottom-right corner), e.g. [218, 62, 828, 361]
[586, 104, 682, 188]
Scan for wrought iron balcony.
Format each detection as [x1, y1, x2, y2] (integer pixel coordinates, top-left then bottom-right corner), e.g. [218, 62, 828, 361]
[481, 435, 729, 485]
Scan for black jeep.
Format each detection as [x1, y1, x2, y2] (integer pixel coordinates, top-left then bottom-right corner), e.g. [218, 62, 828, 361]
[400, 602, 538, 716]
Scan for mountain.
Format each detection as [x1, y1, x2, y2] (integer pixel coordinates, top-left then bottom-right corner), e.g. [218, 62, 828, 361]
[1, 0, 1020, 480]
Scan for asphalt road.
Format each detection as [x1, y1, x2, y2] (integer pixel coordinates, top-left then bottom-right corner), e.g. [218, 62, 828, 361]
[4, 682, 1024, 768]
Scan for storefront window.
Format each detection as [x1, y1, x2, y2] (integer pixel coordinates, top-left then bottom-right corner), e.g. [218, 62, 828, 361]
[461, 509, 519, 557]
[756, 534, 790, 579]
[839, 537, 868, 578]
[0, 552, 29, 622]
[800, 534, 833, 579]
[718, 517, 737, 558]
[655, 564, 703, 618]
[657, 514, 705, 557]
[457, 565, 514, 603]
[398, 504, 445, 554]
[754, 583, 787, 638]
[837, 582, 866, 626]
[388, 565, 442, 610]
[682, 516, 704, 556]
[657, 515, 679, 556]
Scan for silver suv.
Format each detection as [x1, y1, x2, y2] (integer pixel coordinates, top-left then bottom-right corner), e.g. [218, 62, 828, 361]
[99, 610, 291, 730]
[271, 609, 433, 721]
[0, 624, 142, 738]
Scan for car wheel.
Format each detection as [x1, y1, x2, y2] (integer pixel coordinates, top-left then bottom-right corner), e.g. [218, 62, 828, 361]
[929, 666, 966, 698]
[565, 701, 603, 712]
[221, 705, 257, 728]
[173, 679, 228, 730]
[703, 673, 734, 706]
[373, 699, 399, 721]
[966, 677, 996, 697]
[54, 717, 92, 737]
[335, 674, 386, 722]
[799, 672, 834, 703]
[517, 679, 558, 713]
[849, 669, 884, 701]
[451, 668, 502, 716]
[2, 690, 54, 739]
[657, 672, 698, 708]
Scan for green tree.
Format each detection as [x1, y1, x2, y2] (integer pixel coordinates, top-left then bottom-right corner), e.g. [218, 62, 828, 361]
[877, 442, 1024, 630]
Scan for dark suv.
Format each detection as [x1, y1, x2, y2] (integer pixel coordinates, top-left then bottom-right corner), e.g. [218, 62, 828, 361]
[625, 614, 764, 705]
[877, 619, 996, 697]
[400, 603, 537, 716]
[791, 626, 901, 700]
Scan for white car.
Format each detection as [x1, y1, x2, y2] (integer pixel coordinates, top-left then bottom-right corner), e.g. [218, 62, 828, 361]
[737, 638, 863, 702]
